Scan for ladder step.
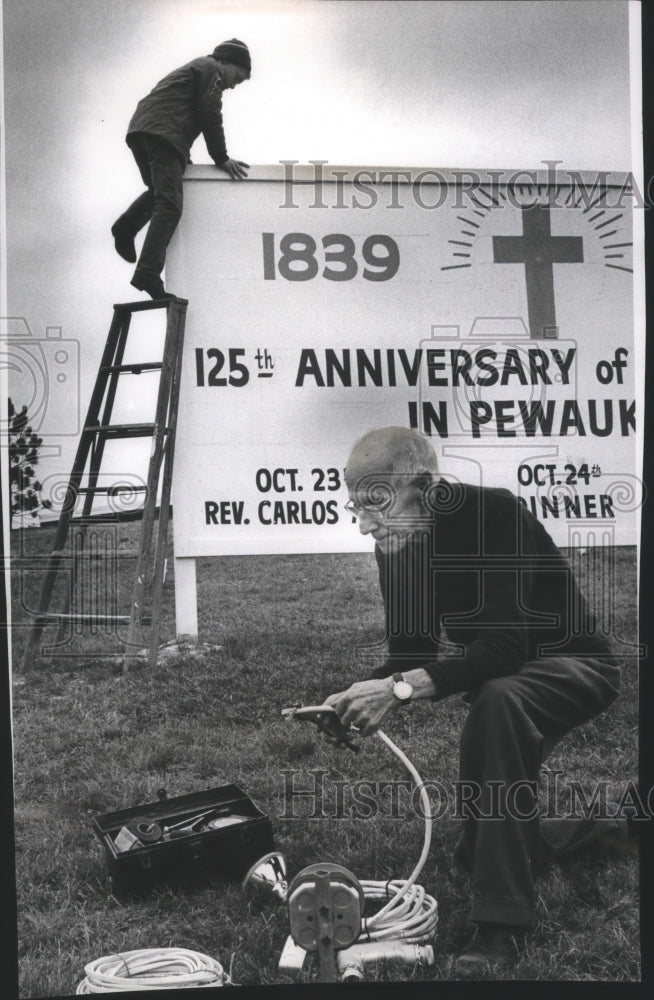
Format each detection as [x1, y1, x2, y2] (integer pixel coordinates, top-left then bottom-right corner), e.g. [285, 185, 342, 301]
[76, 485, 148, 495]
[34, 613, 153, 625]
[62, 505, 170, 526]
[48, 549, 140, 558]
[67, 513, 144, 524]
[113, 298, 188, 312]
[85, 423, 157, 438]
[101, 363, 163, 375]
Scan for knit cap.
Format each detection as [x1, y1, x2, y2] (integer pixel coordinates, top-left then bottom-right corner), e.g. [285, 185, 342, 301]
[212, 38, 251, 75]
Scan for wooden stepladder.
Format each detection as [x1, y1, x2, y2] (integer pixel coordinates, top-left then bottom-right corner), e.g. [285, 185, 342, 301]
[21, 297, 188, 672]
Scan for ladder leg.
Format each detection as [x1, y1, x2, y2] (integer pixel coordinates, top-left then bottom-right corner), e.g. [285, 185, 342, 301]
[122, 300, 186, 671]
[52, 312, 132, 651]
[22, 430, 103, 667]
[148, 482, 171, 667]
[23, 310, 126, 666]
[145, 300, 187, 667]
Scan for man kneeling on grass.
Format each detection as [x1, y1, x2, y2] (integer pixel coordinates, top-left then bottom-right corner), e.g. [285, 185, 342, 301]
[325, 426, 627, 978]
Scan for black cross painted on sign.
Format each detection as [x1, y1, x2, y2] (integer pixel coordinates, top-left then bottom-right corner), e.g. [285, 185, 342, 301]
[493, 204, 583, 339]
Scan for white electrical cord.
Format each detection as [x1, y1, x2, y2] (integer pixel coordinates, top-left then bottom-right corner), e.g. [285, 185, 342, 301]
[357, 728, 438, 944]
[75, 948, 230, 992]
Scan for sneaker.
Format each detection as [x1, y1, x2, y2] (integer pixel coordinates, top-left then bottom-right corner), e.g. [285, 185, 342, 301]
[454, 922, 524, 978]
[130, 271, 178, 301]
[111, 221, 137, 263]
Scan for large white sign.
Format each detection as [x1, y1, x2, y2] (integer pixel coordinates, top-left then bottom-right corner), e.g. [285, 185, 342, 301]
[168, 164, 641, 560]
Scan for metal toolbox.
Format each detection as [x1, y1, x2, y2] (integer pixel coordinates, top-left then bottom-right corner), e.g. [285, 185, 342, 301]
[92, 783, 275, 897]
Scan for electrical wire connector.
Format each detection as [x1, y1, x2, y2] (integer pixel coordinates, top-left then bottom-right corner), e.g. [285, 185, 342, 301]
[281, 704, 360, 753]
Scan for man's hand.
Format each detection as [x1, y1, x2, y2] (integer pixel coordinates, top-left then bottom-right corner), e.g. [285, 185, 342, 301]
[217, 158, 250, 180]
[325, 678, 399, 738]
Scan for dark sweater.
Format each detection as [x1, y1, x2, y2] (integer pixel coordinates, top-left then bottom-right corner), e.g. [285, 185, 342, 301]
[370, 482, 618, 699]
[127, 55, 228, 166]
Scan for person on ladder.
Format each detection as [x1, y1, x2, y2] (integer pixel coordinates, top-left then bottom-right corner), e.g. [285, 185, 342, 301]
[111, 39, 251, 300]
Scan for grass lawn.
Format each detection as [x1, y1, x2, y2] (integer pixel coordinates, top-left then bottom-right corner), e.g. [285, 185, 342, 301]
[9, 522, 640, 994]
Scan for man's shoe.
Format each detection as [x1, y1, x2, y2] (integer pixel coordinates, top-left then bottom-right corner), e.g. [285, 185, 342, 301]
[595, 800, 640, 855]
[111, 222, 137, 263]
[130, 271, 177, 301]
[454, 922, 524, 978]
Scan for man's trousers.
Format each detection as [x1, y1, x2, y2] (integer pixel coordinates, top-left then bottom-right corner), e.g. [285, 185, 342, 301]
[453, 656, 622, 927]
[116, 134, 185, 279]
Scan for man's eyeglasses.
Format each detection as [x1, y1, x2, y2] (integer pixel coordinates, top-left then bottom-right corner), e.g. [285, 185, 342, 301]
[344, 498, 389, 520]
[344, 478, 425, 521]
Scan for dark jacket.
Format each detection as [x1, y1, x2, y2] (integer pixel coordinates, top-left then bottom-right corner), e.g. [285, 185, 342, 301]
[370, 482, 618, 699]
[127, 55, 228, 165]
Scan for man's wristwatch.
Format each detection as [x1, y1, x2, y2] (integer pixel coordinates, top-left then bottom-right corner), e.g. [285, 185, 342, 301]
[392, 672, 413, 703]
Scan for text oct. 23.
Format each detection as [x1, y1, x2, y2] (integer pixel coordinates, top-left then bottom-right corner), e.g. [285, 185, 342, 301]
[204, 467, 344, 526]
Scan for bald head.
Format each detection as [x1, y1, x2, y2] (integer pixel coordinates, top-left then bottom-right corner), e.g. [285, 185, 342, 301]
[344, 428, 439, 550]
[345, 426, 439, 491]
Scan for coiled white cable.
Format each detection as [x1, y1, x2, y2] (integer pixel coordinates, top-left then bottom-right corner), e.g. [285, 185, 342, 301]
[357, 728, 438, 944]
[75, 948, 229, 992]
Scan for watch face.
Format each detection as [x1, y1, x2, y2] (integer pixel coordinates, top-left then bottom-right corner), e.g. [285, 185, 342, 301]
[393, 680, 413, 702]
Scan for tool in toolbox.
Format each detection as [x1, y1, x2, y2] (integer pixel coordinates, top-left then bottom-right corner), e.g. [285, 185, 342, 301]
[112, 807, 250, 852]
